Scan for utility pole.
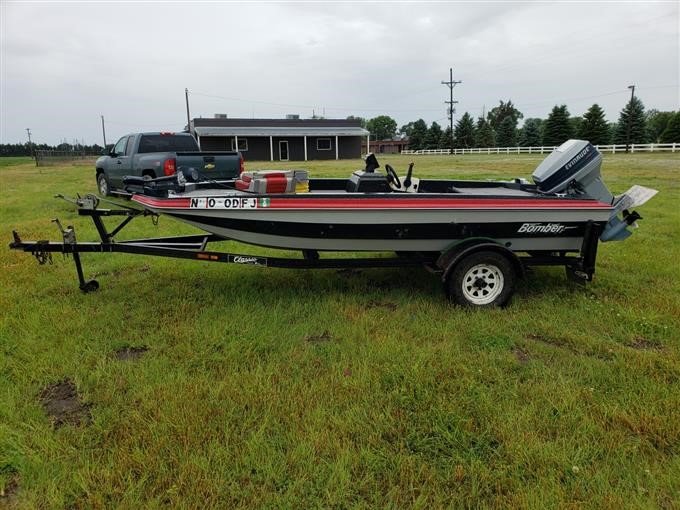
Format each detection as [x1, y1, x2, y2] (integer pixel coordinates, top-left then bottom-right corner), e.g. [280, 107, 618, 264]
[100, 115, 107, 149]
[25, 128, 33, 158]
[625, 84, 636, 153]
[185, 88, 192, 136]
[441, 67, 461, 152]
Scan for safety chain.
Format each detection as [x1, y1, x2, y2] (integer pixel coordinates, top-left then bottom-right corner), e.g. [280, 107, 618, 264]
[31, 241, 53, 265]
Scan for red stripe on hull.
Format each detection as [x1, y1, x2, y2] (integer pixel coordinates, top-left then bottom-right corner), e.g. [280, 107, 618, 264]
[132, 194, 612, 210]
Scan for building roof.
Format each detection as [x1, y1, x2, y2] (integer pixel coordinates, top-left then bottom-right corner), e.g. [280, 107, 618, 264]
[191, 118, 369, 137]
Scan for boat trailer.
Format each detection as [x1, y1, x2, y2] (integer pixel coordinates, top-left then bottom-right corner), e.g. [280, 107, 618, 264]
[8, 194, 602, 300]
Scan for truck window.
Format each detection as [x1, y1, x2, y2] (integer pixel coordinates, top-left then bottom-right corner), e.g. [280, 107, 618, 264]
[137, 135, 199, 153]
[113, 137, 127, 157]
[125, 136, 135, 156]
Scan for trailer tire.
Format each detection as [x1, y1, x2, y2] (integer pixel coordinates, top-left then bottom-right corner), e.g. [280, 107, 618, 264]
[446, 250, 515, 307]
[97, 172, 112, 196]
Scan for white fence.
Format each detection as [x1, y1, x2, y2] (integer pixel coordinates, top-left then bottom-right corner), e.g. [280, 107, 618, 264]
[401, 143, 678, 156]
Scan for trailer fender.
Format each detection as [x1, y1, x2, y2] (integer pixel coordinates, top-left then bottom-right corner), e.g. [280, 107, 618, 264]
[437, 239, 524, 283]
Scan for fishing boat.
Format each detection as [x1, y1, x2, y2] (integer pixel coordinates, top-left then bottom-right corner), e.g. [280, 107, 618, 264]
[9, 140, 656, 306]
[127, 139, 652, 254]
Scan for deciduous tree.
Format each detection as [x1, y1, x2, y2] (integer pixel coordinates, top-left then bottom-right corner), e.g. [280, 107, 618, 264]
[660, 112, 680, 143]
[645, 110, 675, 142]
[487, 100, 523, 131]
[366, 115, 397, 141]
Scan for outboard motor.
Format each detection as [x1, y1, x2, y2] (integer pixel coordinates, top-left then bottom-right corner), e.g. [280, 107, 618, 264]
[532, 140, 613, 204]
[533, 139, 659, 243]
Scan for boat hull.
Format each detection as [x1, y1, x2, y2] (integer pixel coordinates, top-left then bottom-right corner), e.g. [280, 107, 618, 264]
[133, 194, 613, 252]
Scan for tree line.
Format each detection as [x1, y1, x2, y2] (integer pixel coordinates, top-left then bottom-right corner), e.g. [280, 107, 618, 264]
[0, 142, 104, 158]
[356, 97, 680, 150]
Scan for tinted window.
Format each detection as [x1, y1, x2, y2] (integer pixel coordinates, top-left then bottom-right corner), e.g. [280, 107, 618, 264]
[138, 135, 199, 153]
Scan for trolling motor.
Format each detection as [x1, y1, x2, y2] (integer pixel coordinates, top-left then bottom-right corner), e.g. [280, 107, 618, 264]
[345, 153, 391, 192]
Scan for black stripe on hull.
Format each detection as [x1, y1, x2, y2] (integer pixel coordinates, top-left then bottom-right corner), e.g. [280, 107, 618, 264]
[168, 213, 598, 241]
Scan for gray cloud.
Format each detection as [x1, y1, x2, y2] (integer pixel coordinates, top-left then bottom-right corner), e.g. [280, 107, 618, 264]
[1, 1, 678, 145]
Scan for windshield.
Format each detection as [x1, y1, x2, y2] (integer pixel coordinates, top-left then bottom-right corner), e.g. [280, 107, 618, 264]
[138, 135, 199, 153]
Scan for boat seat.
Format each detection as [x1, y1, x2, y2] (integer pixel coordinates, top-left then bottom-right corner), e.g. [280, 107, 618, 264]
[235, 170, 309, 194]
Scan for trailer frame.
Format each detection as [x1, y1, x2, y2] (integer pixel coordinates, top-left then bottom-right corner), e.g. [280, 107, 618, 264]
[8, 194, 601, 295]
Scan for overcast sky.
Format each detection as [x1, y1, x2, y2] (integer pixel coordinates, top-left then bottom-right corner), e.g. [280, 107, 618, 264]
[1, 1, 678, 145]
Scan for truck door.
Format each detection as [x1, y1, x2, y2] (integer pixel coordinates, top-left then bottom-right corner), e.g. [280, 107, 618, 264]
[108, 135, 134, 187]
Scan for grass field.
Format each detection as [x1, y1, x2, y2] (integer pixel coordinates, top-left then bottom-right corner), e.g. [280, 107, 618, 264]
[1, 153, 679, 508]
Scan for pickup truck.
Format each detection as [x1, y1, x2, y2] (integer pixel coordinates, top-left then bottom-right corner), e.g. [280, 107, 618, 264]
[95, 132, 243, 195]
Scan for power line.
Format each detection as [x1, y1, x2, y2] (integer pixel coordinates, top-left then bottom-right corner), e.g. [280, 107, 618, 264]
[190, 90, 442, 114]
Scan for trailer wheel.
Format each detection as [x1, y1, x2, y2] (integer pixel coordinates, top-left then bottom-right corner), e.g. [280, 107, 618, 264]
[97, 173, 111, 196]
[446, 250, 515, 307]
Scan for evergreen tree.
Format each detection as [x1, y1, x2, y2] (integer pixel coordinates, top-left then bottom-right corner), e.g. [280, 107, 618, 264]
[407, 119, 429, 150]
[543, 105, 574, 146]
[660, 112, 680, 143]
[569, 117, 583, 138]
[519, 118, 542, 146]
[425, 122, 443, 149]
[578, 104, 611, 145]
[615, 97, 648, 144]
[496, 116, 517, 147]
[453, 112, 476, 148]
[475, 116, 495, 147]
[439, 127, 453, 149]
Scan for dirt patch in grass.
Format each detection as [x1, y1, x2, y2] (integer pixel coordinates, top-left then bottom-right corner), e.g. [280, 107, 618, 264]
[513, 347, 531, 364]
[1, 474, 19, 501]
[114, 346, 149, 361]
[628, 337, 664, 351]
[525, 333, 615, 361]
[38, 379, 91, 428]
[305, 331, 333, 344]
[526, 333, 570, 350]
[366, 300, 398, 311]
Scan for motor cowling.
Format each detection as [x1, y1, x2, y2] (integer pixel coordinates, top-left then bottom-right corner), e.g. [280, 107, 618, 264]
[532, 140, 613, 204]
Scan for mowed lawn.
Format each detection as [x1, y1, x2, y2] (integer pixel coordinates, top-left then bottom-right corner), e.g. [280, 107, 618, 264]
[1, 153, 679, 508]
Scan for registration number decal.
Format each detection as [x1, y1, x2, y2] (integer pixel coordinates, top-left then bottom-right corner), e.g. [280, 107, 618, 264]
[189, 197, 259, 209]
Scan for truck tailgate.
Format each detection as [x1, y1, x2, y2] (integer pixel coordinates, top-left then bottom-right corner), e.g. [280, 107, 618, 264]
[176, 151, 241, 180]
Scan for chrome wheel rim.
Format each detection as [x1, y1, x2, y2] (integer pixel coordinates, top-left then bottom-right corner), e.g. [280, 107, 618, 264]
[98, 176, 107, 195]
[462, 263, 504, 305]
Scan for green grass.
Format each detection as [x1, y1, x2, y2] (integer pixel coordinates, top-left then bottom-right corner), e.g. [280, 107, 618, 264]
[1, 154, 679, 508]
[0, 157, 33, 168]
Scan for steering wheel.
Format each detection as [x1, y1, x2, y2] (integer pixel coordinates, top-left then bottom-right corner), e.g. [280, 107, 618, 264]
[385, 164, 401, 188]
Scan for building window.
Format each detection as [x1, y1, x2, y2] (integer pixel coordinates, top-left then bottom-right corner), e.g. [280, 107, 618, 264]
[231, 138, 248, 151]
[317, 138, 332, 151]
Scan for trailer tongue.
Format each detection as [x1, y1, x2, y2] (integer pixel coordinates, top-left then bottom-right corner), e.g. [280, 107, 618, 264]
[8, 140, 657, 307]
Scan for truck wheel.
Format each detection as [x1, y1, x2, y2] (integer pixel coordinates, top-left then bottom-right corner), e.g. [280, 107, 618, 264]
[97, 173, 111, 196]
[446, 250, 516, 307]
